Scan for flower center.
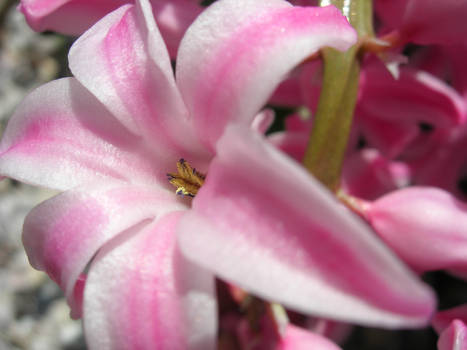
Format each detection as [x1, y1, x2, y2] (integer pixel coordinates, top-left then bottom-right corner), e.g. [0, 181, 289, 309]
[167, 159, 205, 197]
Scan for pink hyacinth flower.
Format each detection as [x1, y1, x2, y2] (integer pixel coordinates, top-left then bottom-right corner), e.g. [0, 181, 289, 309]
[0, 0, 397, 346]
[375, 0, 467, 45]
[363, 187, 467, 275]
[1, 0, 437, 347]
[19, 0, 203, 57]
[356, 58, 466, 159]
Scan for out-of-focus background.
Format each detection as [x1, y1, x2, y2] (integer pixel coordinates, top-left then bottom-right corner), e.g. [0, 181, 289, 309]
[0, 1, 86, 349]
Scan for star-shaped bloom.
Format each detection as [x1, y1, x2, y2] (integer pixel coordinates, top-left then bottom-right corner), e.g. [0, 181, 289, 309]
[1, 0, 436, 348]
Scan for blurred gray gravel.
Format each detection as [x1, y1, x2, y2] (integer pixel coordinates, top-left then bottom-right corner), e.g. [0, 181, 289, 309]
[0, 2, 86, 349]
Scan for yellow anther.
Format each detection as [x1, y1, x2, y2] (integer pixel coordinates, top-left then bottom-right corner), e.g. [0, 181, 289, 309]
[167, 159, 206, 197]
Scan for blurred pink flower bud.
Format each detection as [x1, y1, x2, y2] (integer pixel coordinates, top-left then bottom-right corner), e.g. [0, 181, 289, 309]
[437, 320, 467, 350]
[364, 187, 467, 274]
[433, 305, 467, 335]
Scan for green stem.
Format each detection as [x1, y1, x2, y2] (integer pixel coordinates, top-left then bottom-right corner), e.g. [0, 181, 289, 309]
[302, 0, 373, 192]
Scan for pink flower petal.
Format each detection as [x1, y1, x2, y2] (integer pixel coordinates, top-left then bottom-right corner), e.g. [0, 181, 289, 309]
[438, 320, 467, 350]
[70, 274, 86, 319]
[443, 44, 467, 103]
[176, 0, 357, 149]
[269, 59, 322, 108]
[19, 0, 127, 35]
[376, 0, 467, 45]
[307, 318, 352, 344]
[69, 0, 208, 159]
[251, 109, 275, 134]
[84, 212, 216, 350]
[150, 0, 203, 57]
[342, 148, 411, 200]
[412, 126, 467, 201]
[269, 74, 304, 107]
[433, 305, 467, 335]
[178, 124, 436, 328]
[356, 114, 419, 159]
[0, 78, 165, 190]
[20, 0, 202, 57]
[279, 325, 342, 350]
[359, 62, 466, 128]
[22, 182, 186, 318]
[364, 187, 467, 273]
[267, 130, 309, 162]
[356, 60, 466, 158]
